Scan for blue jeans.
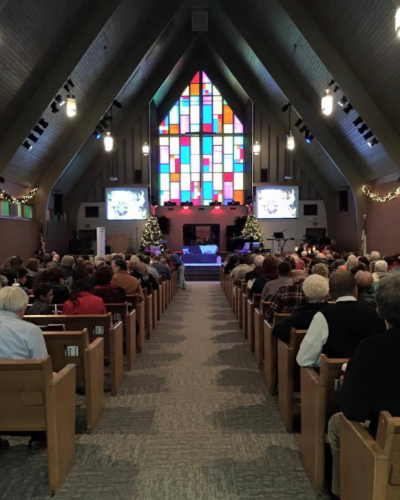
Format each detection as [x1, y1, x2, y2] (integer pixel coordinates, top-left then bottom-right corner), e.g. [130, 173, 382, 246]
[178, 264, 186, 289]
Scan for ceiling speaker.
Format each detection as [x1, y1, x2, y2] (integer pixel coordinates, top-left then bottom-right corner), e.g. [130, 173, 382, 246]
[192, 11, 208, 31]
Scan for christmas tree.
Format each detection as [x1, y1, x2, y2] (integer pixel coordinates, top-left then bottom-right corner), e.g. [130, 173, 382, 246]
[241, 212, 263, 242]
[141, 213, 163, 248]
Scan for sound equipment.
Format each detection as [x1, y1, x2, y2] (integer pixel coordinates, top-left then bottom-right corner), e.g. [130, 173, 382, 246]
[339, 190, 348, 212]
[260, 169, 268, 182]
[54, 194, 63, 215]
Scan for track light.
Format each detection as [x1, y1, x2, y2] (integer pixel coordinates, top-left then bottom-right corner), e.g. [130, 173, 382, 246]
[333, 85, 340, 93]
[55, 95, 65, 106]
[339, 96, 348, 107]
[321, 89, 333, 116]
[368, 138, 379, 147]
[343, 104, 354, 114]
[299, 125, 307, 134]
[305, 130, 314, 144]
[294, 118, 303, 128]
[113, 99, 123, 109]
[63, 84, 70, 92]
[67, 78, 75, 88]
[96, 125, 104, 134]
[281, 102, 291, 113]
[22, 141, 32, 150]
[66, 95, 77, 117]
[28, 133, 38, 143]
[353, 116, 363, 127]
[328, 79, 335, 87]
[100, 119, 109, 129]
[363, 131, 373, 141]
[358, 124, 368, 134]
[33, 126, 44, 135]
[51, 102, 59, 113]
[38, 119, 49, 128]
[104, 115, 113, 123]
[93, 130, 102, 139]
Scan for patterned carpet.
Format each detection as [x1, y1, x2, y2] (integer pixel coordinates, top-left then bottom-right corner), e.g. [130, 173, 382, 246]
[0, 283, 321, 499]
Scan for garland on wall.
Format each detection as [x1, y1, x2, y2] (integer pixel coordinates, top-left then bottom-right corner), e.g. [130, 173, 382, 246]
[0, 187, 38, 205]
[362, 185, 400, 203]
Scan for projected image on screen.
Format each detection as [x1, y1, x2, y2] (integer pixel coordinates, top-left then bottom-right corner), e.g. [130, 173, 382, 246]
[106, 188, 148, 220]
[256, 186, 299, 219]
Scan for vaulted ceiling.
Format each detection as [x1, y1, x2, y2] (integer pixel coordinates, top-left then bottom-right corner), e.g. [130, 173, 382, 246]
[0, 0, 399, 215]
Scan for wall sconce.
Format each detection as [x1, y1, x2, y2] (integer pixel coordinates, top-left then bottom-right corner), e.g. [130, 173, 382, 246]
[142, 142, 150, 156]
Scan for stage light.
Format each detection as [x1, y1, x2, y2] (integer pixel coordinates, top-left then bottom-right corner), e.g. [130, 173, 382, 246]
[55, 95, 65, 106]
[305, 130, 314, 144]
[321, 89, 333, 116]
[253, 141, 261, 155]
[93, 130, 102, 139]
[104, 115, 113, 123]
[164, 201, 177, 206]
[96, 125, 104, 134]
[281, 102, 291, 113]
[286, 131, 295, 150]
[396, 8, 400, 37]
[28, 133, 38, 143]
[368, 138, 379, 147]
[328, 79, 335, 87]
[358, 124, 368, 134]
[339, 96, 348, 107]
[294, 118, 303, 128]
[363, 131, 373, 141]
[142, 142, 150, 156]
[113, 99, 123, 109]
[67, 78, 75, 88]
[299, 125, 307, 133]
[38, 118, 48, 128]
[210, 201, 222, 206]
[66, 95, 77, 117]
[343, 104, 354, 114]
[104, 132, 114, 152]
[51, 101, 59, 113]
[63, 84, 70, 92]
[215, 205, 221, 209]
[353, 116, 363, 127]
[183, 206, 189, 210]
[22, 141, 32, 150]
[33, 126, 44, 135]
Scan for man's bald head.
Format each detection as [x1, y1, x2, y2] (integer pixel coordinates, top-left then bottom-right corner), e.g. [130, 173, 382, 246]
[355, 270, 374, 290]
[292, 270, 307, 282]
[329, 271, 357, 301]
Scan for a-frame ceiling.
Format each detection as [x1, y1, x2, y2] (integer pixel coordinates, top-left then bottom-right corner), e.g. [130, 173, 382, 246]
[0, 0, 399, 220]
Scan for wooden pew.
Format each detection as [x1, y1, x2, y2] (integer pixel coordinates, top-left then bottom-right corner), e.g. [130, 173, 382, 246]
[126, 295, 145, 353]
[43, 329, 104, 432]
[25, 313, 124, 396]
[143, 288, 153, 339]
[105, 303, 136, 372]
[0, 357, 76, 495]
[241, 282, 248, 339]
[341, 411, 400, 500]
[263, 312, 291, 394]
[254, 301, 270, 367]
[247, 293, 261, 352]
[237, 280, 244, 328]
[300, 355, 349, 494]
[152, 287, 158, 326]
[157, 278, 163, 320]
[277, 328, 307, 431]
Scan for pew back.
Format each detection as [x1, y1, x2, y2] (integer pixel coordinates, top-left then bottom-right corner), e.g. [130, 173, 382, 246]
[263, 313, 290, 393]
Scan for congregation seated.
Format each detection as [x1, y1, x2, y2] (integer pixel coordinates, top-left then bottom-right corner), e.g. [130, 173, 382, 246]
[142, 255, 159, 279]
[244, 254, 264, 283]
[273, 274, 330, 343]
[93, 265, 126, 303]
[231, 254, 256, 285]
[37, 266, 70, 304]
[61, 254, 75, 283]
[371, 259, 389, 291]
[62, 279, 107, 315]
[111, 259, 144, 301]
[129, 261, 156, 295]
[25, 258, 40, 288]
[224, 254, 238, 275]
[25, 283, 54, 315]
[260, 260, 291, 302]
[151, 255, 171, 279]
[328, 274, 400, 498]
[311, 263, 329, 280]
[297, 272, 385, 367]
[355, 270, 376, 308]
[250, 255, 278, 298]
[264, 270, 307, 325]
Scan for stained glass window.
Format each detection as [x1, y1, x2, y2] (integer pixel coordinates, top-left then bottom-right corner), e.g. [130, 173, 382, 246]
[159, 71, 244, 206]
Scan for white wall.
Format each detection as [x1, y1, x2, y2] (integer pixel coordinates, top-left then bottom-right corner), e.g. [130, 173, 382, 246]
[77, 202, 147, 252]
[257, 200, 327, 252]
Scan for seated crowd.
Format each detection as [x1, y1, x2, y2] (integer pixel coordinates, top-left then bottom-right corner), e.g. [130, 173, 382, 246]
[224, 246, 400, 498]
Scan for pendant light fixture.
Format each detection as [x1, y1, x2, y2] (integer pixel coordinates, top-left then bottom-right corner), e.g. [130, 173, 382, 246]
[103, 45, 114, 153]
[66, 94, 77, 117]
[253, 141, 261, 155]
[286, 44, 296, 151]
[142, 142, 150, 156]
[396, 8, 400, 37]
[322, 0, 333, 116]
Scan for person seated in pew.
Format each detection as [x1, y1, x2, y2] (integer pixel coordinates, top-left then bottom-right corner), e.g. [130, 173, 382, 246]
[111, 259, 144, 301]
[128, 261, 156, 295]
[0, 286, 48, 453]
[250, 256, 279, 298]
[355, 270, 376, 308]
[231, 254, 256, 286]
[43, 266, 70, 304]
[25, 284, 54, 315]
[328, 274, 400, 498]
[264, 270, 307, 325]
[296, 272, 385, 368]
[151, 255, 171, 280]
[273, 275, 331, 342]
[93, 265, 126, 303]
[142, 255, 159, 279]
[260, 260, 291, 302]
[62, 279, 107, 315]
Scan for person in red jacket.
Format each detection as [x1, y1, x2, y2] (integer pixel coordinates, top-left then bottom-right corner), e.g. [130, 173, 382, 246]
[62, 279, 106, 315]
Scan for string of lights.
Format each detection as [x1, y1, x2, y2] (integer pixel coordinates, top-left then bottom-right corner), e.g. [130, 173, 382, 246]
[0, 187, 38, 205]
[362, 185, 400, 203]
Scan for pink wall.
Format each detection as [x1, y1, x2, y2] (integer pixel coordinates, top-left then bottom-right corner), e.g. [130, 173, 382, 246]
[155, 205, 248, 251]
[330, 191, 358, 252]
[366, 180, 400, 255]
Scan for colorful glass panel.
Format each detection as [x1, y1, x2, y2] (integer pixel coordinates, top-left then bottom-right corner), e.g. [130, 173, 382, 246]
[158, 71, 244, 205]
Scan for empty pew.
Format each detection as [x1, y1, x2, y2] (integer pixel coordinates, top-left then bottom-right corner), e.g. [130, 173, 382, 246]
[25, 314, 123, 396]
[277, 328, 307, 431]
[263, 312, 291, 394]
[105, 303, 136, 372]
[341, 411, 400, 500]
[247, 293, 261, 352]
[43, 329, 104, 432]
[300, 354, 349, 494]
[0, 357, 76, 495]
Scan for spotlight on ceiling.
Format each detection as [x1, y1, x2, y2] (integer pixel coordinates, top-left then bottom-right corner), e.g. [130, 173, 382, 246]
[328, 79, 335, 87]
[305, 130, 314, 144]
[358, 124, 368, 134]
[55, 95, 65, 106]
[51, 102, 59, 113]
[22, 141, 32, 150]
[39, 118, 49, 128]
[33, 126, 44, 135]
[299, 125, 307, 134]
[353, 116, 363, 127]
[96, 125, 104, 134]
[294, 118, 303, 128]
[63, 84, 70, 92]
[28, 133, 39, 143]
[343, 103, 354, 114]
[100, 119, 109, 129]
[93, 130, 102, 140]
[113, 99, 123, 109]
[363, 131, 373, 141]
[281, 102, 291, 113]
[368, 138, 379, 147]
[67, 78, 75, 88]
[333, 85, 340, 93]
[339, 96, 348, 107]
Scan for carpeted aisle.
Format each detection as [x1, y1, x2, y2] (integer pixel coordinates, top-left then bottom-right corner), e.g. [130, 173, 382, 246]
[0, 283, 319, 499]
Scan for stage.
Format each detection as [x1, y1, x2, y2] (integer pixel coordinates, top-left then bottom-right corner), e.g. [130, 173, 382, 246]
[181, 245, 219, 264]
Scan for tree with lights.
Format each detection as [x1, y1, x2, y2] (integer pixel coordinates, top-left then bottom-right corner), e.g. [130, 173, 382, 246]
[141, 213, 163, 248]
[241, 212, 263, 242]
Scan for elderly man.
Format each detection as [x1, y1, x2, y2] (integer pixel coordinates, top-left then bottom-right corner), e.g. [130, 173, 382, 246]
[261, 261, 292, 302]
[273, 274, 331, 342]
[264, 270, 307, 325]
[355, 270, 376, 307]
[232, 254, 256, 286]
[0, 286, 48, 452]
[327, 274, 400, 498]
[111, 259, 144, 301]
[369, 250, 381, 273]
[151, 255, 171, 280]
[297, 272, 385, 367]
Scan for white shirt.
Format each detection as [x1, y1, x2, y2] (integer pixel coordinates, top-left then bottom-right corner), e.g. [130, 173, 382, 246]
[296, 296, 357, 368]
[0, 310, 47, 360]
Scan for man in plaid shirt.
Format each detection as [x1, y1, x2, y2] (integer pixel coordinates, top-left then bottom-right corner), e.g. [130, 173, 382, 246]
[265, 270, 307, 325]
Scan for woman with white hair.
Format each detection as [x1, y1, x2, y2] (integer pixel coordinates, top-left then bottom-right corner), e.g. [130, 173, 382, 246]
[371, 260, 389, 292]
[273, 274, 331, 342]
